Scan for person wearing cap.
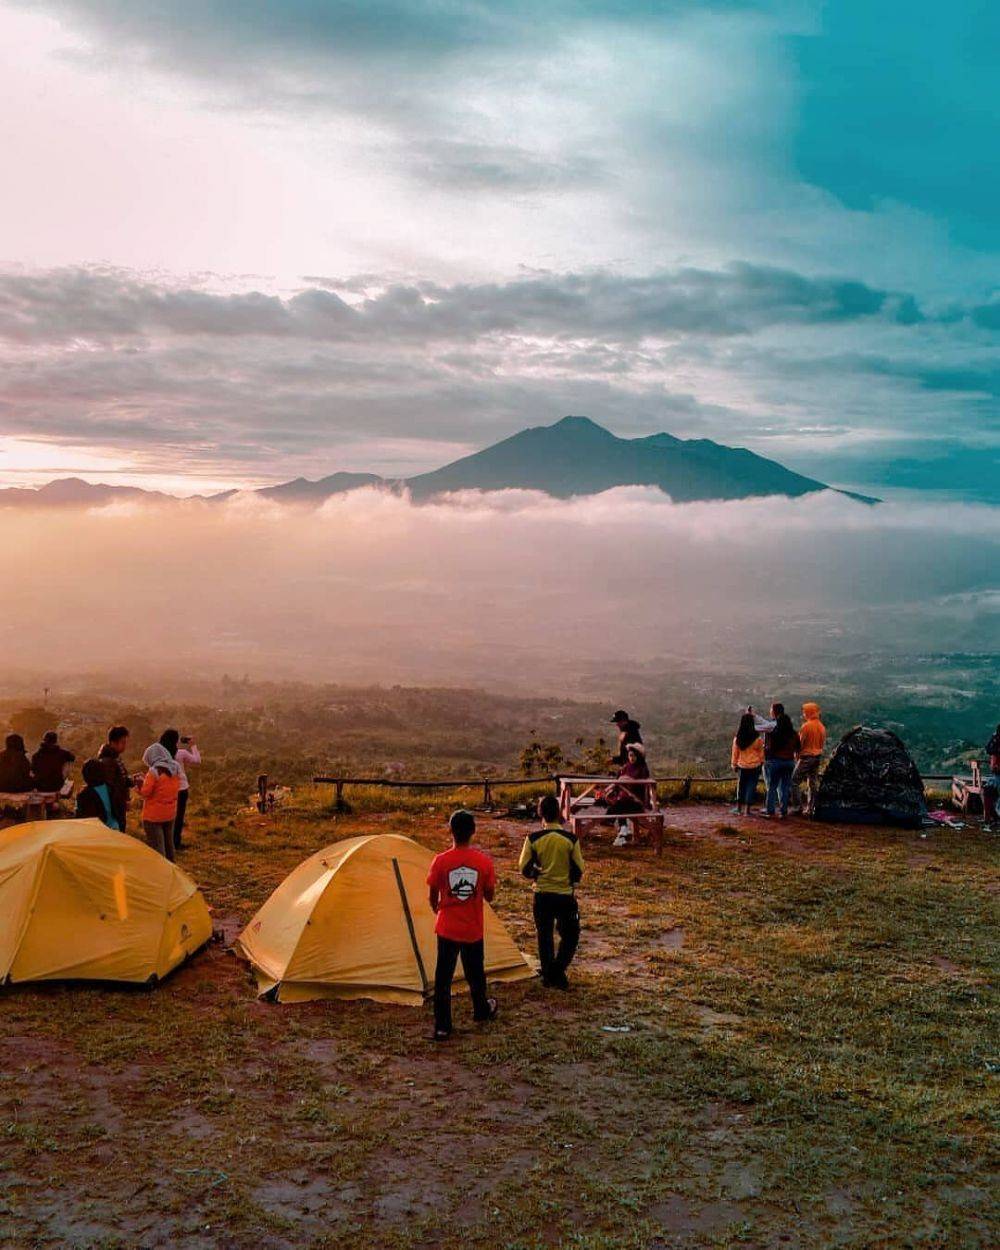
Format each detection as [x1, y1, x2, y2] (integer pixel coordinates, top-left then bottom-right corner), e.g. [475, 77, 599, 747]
[791, 702, 826, 816]
[610, 710, 643, 767]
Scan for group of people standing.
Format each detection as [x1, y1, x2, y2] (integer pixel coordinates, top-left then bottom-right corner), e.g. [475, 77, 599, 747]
[731, 701, 826, 818]
[83, 726, 201, 860]
[0, 723, 200, 861]
[426, 796, 585, 1042]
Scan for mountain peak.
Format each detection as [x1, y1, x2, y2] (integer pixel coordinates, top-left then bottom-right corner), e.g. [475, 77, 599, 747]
[549, 415, 612, 436]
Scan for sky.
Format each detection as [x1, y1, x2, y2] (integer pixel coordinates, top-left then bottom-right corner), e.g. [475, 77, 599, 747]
[0, 0, 996, 498]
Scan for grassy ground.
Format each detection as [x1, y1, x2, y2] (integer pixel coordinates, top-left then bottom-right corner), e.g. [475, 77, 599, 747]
[1, 792, 997, 1249]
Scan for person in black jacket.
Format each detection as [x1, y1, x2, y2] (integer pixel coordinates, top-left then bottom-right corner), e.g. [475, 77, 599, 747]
[76, 758, 121, 830]
[0, 734, 33, 793]
[98, 725, 132, 832]
[31, 731, 75, 792]
[610, 710, 643, 766]
[983, 723, 1000, 831]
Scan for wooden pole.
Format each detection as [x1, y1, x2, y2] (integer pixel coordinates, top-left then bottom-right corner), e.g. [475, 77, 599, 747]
[256, 774, 268, 814]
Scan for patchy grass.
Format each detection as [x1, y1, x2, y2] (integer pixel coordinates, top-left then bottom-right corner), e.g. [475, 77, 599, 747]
[1, 797, 997, 1249]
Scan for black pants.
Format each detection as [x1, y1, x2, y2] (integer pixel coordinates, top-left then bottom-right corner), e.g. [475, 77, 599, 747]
[433, 936, 489, 1035]
[173, 788, 189, 849]
[533, 893, 580, 981]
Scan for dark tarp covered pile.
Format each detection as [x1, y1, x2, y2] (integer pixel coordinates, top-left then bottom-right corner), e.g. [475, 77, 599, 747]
[814, 726, 927, 828]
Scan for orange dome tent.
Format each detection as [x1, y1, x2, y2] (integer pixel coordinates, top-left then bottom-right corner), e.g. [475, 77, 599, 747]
[0, 819, 212, 986]
[235, 832, 534, 1004]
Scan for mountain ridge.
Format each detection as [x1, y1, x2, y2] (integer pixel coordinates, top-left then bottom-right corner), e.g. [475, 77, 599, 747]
[0, 418, 879, 506]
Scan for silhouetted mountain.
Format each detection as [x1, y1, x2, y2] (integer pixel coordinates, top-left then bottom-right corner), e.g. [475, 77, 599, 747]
[255, 472, 384, 501]
[406, 416, 871, 501]
[0, 477, 173, 507]
[0, 418, 877, 507]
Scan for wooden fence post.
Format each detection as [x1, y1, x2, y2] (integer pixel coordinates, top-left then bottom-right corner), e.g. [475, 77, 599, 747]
[335, 780, 346, 813]
[256, 774, 268, 814]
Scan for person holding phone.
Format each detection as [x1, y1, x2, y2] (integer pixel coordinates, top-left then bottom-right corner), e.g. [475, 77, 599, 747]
[159, 728, 201, 851]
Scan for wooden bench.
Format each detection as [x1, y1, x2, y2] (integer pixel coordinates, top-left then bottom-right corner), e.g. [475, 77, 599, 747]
[952, 760, 984, 813]
[557, 775, 664, 855]
[0, 780, 74, 822]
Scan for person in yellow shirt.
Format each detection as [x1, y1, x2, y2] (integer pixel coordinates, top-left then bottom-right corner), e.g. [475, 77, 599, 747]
[518, 795, 585, 990]
[731, 710, 765, 816]
[791, 702, 827, 816]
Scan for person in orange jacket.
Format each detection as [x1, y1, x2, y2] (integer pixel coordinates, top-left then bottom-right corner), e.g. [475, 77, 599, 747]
[791, 702, 826, 816]
[138, 743, 181, 861]
[731, 710, 765, 815]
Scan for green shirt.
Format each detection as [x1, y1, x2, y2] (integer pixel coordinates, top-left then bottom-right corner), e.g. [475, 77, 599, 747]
[518, 824, 585, 895]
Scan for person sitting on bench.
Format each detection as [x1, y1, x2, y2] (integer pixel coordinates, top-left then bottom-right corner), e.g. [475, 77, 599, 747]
[31, 731, 76, 793]
[0, 734, 33, 794]
[601, 742, 650, 846]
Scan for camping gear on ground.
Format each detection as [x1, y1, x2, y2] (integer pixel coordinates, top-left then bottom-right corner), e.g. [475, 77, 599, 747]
[235, 832, 534, 1004]
[813, 726, 927, 828]
[0, 819, 212, 986]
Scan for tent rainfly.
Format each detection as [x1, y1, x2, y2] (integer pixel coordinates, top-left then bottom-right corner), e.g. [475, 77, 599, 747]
[0, 819, 212, 985]
[235, 832, 534, 1004]
[814, 726, 927, 828]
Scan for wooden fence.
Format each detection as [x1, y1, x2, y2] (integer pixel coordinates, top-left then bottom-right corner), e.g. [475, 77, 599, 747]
[310, 771, 957, 812]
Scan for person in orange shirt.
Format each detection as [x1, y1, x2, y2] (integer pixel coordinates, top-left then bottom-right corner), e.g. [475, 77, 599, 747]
[138, 743, 181, 861]
[731, 710, 765, 816]
[791, 702, 826, 817]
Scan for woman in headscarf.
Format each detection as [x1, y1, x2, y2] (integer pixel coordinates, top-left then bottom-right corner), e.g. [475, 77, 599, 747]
[159, 727, 201, 853]
[138, 742, 181, 860]
[730, 710, 764, 816]
[0, 733, 33, 793]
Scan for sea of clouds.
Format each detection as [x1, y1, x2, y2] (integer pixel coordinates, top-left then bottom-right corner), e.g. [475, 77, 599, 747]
[3, 487, 997, 687]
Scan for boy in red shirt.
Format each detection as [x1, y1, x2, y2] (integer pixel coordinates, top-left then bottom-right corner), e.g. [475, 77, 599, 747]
[426, 810, 499, 1042]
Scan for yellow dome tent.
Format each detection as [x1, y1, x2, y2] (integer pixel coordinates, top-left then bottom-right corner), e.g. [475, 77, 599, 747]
[0, 819, 212, 986]
[235, 832, 534, 1004]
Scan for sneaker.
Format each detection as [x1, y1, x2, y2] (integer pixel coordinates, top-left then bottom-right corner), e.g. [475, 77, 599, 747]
[549, 971, 570, 991]
[612, 829, 631, 847]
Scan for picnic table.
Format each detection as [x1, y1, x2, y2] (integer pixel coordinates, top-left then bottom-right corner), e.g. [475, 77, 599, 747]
[556, 774, 664, 854]
[0, 780, 74, 822]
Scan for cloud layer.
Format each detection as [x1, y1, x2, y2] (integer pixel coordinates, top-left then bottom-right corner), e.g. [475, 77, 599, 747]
[1, 488, 997, 685]
[1, 262, 995, 495]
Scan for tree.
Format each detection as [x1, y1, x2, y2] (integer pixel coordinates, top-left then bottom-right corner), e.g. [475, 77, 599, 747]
[8, 707, 55, 743]
[519, 738, 565, 776]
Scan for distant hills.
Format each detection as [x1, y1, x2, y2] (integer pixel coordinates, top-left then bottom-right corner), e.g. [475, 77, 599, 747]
[0, 417, 876, 507]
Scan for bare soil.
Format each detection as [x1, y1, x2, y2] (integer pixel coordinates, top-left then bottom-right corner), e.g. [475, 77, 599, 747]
[1, 800, 997, 1249]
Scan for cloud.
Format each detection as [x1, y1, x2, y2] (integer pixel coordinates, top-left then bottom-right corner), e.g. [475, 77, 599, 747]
[0, 487, 996, 684]
[0, 263, 925, 347]
[0, 261, 994, 493]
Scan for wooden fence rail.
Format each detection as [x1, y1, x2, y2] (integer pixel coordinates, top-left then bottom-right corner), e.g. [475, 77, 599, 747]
[312, 770, 956, 812]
